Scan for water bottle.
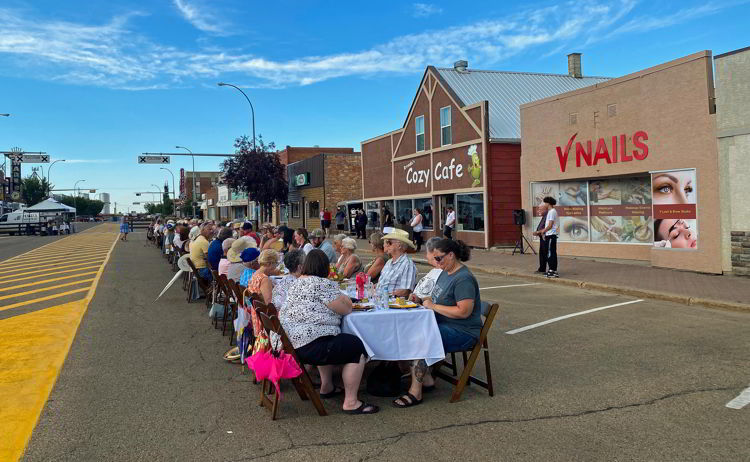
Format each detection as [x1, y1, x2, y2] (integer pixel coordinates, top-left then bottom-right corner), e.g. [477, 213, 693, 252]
[377, 287, 389, 310]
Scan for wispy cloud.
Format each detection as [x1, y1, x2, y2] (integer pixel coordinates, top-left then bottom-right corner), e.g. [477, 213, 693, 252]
[172, 0, 226, 34]
[412, 3, 443, 18]
[0, 1, 741, 89]
[51, 158, 114, 164]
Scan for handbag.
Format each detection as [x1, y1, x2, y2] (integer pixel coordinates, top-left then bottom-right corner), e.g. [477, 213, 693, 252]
[366, 361, 403, 397]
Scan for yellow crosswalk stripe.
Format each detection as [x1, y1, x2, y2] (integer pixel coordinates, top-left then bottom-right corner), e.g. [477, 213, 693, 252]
[11, 246, 113, 260]
[0, 279, 95, 302]
[0, 287, 91, 312]
[0, 252, 110, 270]
[0, 272, 99, 292]
[0, 260, 105, 281]
[0, 256, 106, 276]
[0, 266, 101, 286]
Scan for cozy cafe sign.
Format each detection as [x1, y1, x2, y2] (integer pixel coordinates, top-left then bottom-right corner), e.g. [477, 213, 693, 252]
[404, 144, 481, 188]
[555, 131, 649, 173]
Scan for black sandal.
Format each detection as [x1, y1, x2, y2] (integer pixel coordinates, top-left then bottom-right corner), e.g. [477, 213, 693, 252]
[343, 402, 380, 415]
[392, 392, 422, 408]
[319, 386, 344, 399]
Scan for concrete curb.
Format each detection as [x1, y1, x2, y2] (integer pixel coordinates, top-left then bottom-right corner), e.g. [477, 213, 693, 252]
[359, 250, 750, 313]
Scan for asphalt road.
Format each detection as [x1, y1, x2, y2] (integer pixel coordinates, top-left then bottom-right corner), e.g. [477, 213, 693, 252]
[21, 231, 750, 461]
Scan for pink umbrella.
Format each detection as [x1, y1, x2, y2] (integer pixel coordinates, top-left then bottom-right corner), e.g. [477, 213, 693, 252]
[247, 350, 302, 398]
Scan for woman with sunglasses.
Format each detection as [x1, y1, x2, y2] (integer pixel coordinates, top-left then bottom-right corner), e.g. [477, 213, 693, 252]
[395, 238, 482, 408]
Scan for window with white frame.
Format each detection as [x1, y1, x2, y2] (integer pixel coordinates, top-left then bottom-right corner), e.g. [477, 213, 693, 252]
[440, 106, 452, 146]
[415, 115, 425, 152]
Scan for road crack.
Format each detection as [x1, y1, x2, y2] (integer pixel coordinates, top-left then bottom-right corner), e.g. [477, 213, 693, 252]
[236, 384, 744, 461]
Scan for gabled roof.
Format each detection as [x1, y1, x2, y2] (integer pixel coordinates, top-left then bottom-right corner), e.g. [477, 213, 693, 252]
[434, 67, 610, 141]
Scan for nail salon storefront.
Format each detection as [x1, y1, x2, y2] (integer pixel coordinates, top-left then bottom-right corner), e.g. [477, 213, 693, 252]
[520, 51, 727, 273]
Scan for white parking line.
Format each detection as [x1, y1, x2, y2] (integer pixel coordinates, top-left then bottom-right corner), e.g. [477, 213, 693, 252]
[480, 283, 540, 290]
[505, 299, 644, 335]
[726, 386, 750, 409]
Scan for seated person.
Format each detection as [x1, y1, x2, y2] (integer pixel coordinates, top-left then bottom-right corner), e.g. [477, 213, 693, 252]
[208, 226, 233, 271]
[395, 239, 482, 408]
[331, 234, 347, 261]
[309, 228, 337, 263]
[247, 249, 281, 304]
[226, 238, 256, 283]
[218, 238, 235, 276]
[239, 248, 261, 287]
[189, 222, 215, 281]
[280, 249, 379, 415]
[376, 229, 417, 297]
[272, 249, 304, 311]
[335, 237, 363, 279]
[364, 232, 387, 283]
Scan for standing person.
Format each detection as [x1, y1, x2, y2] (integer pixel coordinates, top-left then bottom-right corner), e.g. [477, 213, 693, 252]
[322, 208, 332, 237]
[319, 209, 326, 231]
[534, 206, 549, 273]
[533, 196, 559, 278]
[354, 210, 365, 239]
[335, 208, 346, 231]
[119, 217, 129, 241]
[383, 206, 394, 228]
[444, 206, 456, 240]
[410, 208, 424, 252]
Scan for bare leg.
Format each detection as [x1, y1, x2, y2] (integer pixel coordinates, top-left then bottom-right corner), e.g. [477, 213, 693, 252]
[341, 355, 367, 411]
[396, 359, 434, 405]
[317, 365, 335, 395]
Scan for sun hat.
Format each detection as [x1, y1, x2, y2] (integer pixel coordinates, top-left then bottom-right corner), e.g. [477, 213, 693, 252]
[189, 226, 200, 241]
[232, 221, 242, 229]
[310, 228, 325, 238]
[228, 238, 254, 263]
[177, 254, 194, 272]
[341, 237, 357, 251]
[240, 247, 261, 263]
[382, 228, 416, 251]
[258, 249, 280, 266]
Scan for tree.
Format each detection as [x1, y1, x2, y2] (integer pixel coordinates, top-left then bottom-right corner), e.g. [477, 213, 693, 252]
[59, 195, 104, 216]
[21, 175, 51, 206]
[143, 184, 175, 215]
[221, 135, 288, 217]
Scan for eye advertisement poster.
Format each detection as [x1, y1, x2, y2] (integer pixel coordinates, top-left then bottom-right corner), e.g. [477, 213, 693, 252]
[651, 169, 697, 250]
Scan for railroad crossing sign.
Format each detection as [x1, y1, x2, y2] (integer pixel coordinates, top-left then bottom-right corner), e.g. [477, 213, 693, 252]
[21, 154, 49, 163]
[138, 155, 170, 164]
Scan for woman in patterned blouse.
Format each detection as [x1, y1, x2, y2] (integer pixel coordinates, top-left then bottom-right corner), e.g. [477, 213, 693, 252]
[279, 249, 379, 415]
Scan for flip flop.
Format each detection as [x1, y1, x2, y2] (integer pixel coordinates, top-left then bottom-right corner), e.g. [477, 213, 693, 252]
[343, 402, 380, 415]
[319, 386, 344, 399]
[223, 347, 241, 362]
[392, 392, 422, 408]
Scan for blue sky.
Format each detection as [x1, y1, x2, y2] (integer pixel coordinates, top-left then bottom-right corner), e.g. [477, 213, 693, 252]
[0, 0, 748, 213]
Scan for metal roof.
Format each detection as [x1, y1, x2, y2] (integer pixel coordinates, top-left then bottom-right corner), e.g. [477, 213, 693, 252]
[435, 68, 610, 140]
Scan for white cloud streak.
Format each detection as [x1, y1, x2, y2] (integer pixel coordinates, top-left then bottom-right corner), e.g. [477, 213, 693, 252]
[172, 0, 226, 34]
[50, 158, 114, 164]
[0, 1, 740, 90]
[412, 3, 443, 18]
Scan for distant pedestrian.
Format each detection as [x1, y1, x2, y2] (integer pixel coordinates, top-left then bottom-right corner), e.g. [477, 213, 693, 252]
[410, 208, 424, 252]
[533, 196, 559, 278]
[383, 206, 394, 228]
[355, 210, 368, 239]
[322, 208, 332, 237]
[335, 208, 346, 231]
[119, 217, 129, 241]
[443, 206, 456, 239]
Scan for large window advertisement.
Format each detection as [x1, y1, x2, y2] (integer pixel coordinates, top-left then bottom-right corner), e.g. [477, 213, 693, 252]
[531, 174, 657, 245]
[652, 169, 697, 250]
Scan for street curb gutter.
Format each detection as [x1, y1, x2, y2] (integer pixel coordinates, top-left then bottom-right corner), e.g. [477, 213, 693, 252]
[359, 250, 749, 313]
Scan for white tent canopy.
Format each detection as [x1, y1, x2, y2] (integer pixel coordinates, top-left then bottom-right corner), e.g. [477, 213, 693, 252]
[25, 198, 76, 213]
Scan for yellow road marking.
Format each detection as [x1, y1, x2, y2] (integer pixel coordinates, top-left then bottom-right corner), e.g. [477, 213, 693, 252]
[0, 225, 107, 262]
[0, 279, 95, 302]
[0, 266, 101, 285]
[0, 251, 110, 270]
[7, 246, 113, 261]
[0, 287, 91, 311]
[0, 272, 99, 292]
[0, 259, 106, 280]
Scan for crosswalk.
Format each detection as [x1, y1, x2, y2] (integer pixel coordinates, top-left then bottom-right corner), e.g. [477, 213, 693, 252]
[0, 224, 118, 319]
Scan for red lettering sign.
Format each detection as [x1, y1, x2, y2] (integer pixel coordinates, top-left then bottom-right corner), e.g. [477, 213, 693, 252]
[555, 131, 649, 172]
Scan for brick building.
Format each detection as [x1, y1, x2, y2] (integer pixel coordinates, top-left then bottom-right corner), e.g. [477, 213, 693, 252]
[287, 152, 362, 231]
[361, 56, 608, 247]
[183, 171, 221, 218]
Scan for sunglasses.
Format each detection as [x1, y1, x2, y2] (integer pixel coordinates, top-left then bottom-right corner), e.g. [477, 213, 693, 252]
[433, 254, 446, 262]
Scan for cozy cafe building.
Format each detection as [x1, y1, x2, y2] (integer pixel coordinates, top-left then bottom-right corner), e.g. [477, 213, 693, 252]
[360, 57, 608, 247]
[520, 48, 750, 274]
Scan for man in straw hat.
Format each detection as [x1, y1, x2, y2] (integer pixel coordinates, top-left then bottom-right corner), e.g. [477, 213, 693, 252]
[376, 229, 417, 297]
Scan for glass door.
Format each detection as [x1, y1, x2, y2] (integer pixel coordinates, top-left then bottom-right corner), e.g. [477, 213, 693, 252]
[438, 194, 455, 235]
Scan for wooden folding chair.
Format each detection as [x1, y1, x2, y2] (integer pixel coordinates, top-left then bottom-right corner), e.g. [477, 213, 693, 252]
[185, 258, 213, 307]
[434, 301, 499, 403]
[256, 310, 327, 420]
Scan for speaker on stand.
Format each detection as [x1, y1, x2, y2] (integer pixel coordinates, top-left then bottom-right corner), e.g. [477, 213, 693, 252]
[512, 209, 536, 255]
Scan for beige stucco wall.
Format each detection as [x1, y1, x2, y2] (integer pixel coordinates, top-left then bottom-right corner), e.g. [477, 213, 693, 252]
[715, 47, 750, 274]
[520, 51, 722, 273]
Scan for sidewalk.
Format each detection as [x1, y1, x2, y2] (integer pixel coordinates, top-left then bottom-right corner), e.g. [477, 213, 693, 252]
[353, 239, 750, 312]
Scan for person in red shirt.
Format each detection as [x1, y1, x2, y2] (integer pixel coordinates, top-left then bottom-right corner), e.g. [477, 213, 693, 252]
[241, 221, 261, 246]
[322, 208, 332, 237]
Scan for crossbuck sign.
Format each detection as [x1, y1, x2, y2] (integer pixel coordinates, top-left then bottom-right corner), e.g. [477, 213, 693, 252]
[138, 155, 170, 164]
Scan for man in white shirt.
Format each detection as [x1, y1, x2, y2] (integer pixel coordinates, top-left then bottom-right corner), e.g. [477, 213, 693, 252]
[533, 196, 559, 278]
[444, 206, 456, 239]
[377, 230, 417, 297]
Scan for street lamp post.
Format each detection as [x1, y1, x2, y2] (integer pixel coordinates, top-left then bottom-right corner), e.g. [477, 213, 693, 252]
[217, 82, 256, 151]
[73, 179, 85, 222]
[47, 159, 66, 196]
[160, 167, 176, 216]
[175, 145, 196, 218]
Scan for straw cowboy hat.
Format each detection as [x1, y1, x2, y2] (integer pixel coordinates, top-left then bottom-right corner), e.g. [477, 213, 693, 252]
[228, 238, 255, 263]
[382, 228, 416, 252]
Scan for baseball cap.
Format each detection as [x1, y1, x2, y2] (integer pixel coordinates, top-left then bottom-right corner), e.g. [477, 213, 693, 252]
[310, 228, 325, 238]
[240, 247, 260, 263]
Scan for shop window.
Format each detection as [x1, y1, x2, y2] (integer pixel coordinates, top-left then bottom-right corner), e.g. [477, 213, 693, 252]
[234, 207, 245, 219]
[280, 205, 289, 223]
[457, 193, 484, 232]
[415, 115, 425, 152]
[291, 202, 300, 218]
[440, 106, 452, 146]
[308, 200, 319, 219]
[396, 200, 413, 226]
[365, 201, 380, 229]
[414, 197, 433, 229]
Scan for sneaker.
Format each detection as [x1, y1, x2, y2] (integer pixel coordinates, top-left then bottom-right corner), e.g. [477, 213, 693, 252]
[550, 271, 560, 278]
[545, 271, 553, 278]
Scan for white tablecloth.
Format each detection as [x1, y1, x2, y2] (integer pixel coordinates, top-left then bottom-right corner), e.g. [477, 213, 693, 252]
[342, 309, 445, 366]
